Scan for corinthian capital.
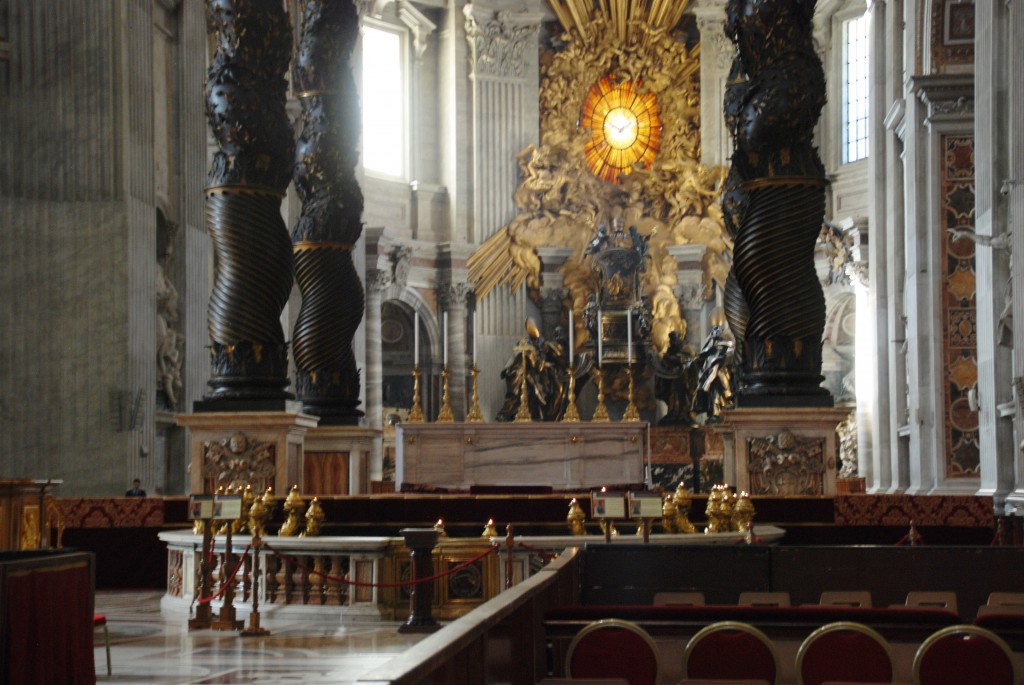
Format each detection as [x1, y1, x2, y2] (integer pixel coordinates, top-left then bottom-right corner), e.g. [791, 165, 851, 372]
[438, 282, 472, 310]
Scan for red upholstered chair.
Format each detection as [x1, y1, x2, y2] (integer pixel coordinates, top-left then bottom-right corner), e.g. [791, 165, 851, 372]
[913, 624, 1018, 685]
[796, 622, 893, 685]
[565, 618, 660, 685]
[682, 620, 779, 685]
[94, 614, 111, 675]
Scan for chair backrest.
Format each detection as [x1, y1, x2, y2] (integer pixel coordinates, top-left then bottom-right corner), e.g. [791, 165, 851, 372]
[905, 591, 957, 614]
[539, 679, 631, 685]
[987, 592, 1024, 608]
[683, 621, 780, 685]
[738, 591, 791, 607]
[913, 624, 1018, 685]
[565, 618, 660, 685]
[653, 591, 705, 606]
[819, 591, 872, 608]
[796, 621, 894, 685]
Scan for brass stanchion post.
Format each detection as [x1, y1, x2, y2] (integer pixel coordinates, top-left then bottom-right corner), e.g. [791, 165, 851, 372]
[212, 522, 243, 630]
[240, 532, 270, 637]
[505, 524, 515, 590]
[189, 517, 214, 630]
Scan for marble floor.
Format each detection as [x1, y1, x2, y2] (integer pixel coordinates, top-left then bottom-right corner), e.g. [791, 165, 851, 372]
[93, 591, 426, 684]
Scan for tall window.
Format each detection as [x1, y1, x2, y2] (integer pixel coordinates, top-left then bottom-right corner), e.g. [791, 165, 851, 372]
[361, 25, 405, 178]
[842, 13, 869, 164]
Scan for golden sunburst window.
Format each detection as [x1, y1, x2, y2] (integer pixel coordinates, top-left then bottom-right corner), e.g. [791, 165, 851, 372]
[581, 74, 662, 184]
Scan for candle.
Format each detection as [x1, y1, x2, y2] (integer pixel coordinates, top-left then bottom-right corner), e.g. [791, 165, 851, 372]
[443, 311, 448, 366]
[597, 310, 603, 365]
[568, 309, 574, 364]
[472, 313, 477, 364]
[414, 312, 419, 366]
[627, 307, 633, 364]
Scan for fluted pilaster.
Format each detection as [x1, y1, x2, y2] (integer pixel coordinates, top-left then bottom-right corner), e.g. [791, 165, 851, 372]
[439, 282, 472, 420]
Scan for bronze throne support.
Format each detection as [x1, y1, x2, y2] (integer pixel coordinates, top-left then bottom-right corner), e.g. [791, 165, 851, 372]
[721, 0, 833, 407]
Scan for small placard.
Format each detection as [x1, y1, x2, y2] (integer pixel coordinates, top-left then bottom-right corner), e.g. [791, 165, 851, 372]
[628, 492, 663, 519]
[590, 491, 626, 519]
[215, 495, 244, 520]
[188, 495, 215, 521]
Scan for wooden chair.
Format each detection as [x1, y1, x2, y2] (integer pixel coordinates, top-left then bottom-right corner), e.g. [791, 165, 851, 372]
[796, 622, 894, 685]
[565, 618, 659, 685]
[682, 621, 779, 685]
[652, 591, 705, 606]
[738, 591, 791, 607]
[818, 591, 873, 608]
[94, 614, 111, 675]
[913, 625, 1019, 685]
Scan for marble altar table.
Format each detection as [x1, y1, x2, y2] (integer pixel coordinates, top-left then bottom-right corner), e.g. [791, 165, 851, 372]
[396, 422, 649, 491]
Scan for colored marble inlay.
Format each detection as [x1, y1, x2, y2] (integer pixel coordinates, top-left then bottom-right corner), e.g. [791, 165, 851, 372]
[931, 0, 975, 70]
[941, 135, 978, 477]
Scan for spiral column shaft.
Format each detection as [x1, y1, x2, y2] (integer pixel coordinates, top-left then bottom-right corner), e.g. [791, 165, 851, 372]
[290, 0, 365, 423]
[202, 0, 295, 403]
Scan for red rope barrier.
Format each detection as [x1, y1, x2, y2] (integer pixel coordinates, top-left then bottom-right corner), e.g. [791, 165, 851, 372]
[517, 540, 556, 561]
[197, 544, 252, 604]
[262, 542, 498, 588]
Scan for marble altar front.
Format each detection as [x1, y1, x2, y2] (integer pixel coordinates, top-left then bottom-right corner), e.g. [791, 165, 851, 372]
[396, 422, 649, 491]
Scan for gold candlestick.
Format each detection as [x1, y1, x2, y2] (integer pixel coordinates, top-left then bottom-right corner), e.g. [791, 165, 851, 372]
[591, 366, 610, 421]
[407, 365, 425, 423]
[562, 365, 581, 422]
[437, 365, 454, 422]
[622, 363, 640, 422]
[466, 364, 484, 422]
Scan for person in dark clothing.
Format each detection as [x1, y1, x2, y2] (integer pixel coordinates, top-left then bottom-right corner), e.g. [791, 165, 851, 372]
[126, 479, 146, 497]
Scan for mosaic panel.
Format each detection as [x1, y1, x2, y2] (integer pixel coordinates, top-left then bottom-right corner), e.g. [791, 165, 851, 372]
[941, 135, 978, 477]
[930, 0, 974, 71]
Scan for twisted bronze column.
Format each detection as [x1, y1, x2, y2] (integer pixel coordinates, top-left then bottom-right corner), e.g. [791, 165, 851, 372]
[721, 0, 832, 406]
[291, 0, 365, 423]
[202, 0, 294, 404]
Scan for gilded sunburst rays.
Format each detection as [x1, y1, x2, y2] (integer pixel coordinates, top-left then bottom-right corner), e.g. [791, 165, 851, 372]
[581, 74, 662, 183]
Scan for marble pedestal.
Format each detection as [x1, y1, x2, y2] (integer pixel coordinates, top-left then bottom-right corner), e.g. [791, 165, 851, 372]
[178, 411, 319, 495]
[715, 408, 850, 496]
[396, 422, 649, 491]
[303, 426, 380, 495]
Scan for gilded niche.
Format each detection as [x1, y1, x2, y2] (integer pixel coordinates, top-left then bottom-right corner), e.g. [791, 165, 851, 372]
[468, 0, 729, 355]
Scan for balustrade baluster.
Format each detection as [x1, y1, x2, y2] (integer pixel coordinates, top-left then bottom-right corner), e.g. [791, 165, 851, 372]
[264, 552, 279, 603]
[325, 556, 342, 606]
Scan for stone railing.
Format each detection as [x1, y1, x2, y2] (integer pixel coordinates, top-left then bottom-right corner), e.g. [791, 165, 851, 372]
[158, 530, 503, 621]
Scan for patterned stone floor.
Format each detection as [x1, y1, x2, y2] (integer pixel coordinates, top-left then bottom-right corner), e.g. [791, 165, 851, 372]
[93, 591, 425, 684]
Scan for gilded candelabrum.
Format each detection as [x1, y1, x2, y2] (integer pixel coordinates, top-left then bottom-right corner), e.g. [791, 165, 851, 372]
[704, 485, 723, 534]
[436, 365, 454, 422]
[300, 496, 325, 537]
[248, 492, 271, 538]
[591, 366, 610, 421]
[567, 498, 587, 535]
[672, 483, 697, 534]
[278, 485, 305, 536]
[661, 495, 679, 534]
[407, 365, 425, 422]
[732, 491, 756, 533]
[466, 364, 484, 422]
[481, 518, 498, 538]
[622, 364, 640, 422]
[562, 365, 581, 422]
[433, 518, 448, 538]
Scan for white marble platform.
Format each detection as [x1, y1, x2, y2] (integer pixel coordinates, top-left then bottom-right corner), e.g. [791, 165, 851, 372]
[396, 422, 650, 491]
